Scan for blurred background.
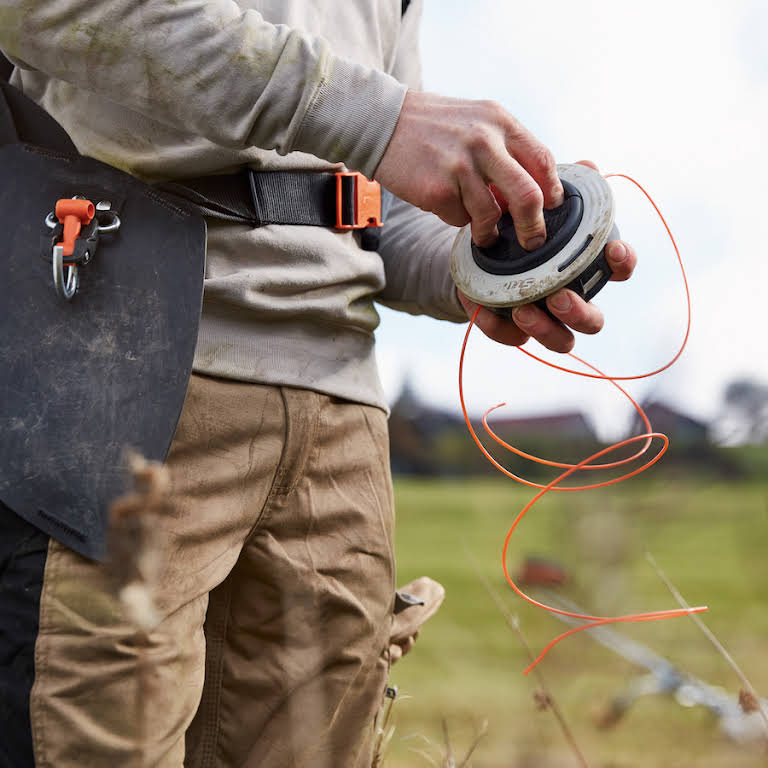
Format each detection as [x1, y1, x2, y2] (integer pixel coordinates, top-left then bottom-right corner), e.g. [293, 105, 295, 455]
[375, 1, 768, 765]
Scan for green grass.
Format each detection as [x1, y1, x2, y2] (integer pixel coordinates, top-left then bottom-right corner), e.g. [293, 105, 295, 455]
[387, 477, 768, 767]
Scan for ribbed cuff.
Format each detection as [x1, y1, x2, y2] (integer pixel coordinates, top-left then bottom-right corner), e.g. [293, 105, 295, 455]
[294, 54, 407, 178]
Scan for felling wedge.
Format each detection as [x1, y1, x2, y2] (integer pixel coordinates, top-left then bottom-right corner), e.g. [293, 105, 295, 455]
[451, 163, 618, 314]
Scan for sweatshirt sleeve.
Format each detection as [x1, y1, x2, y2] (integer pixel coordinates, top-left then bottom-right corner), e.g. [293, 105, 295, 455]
[0, 0, 406, 178]
[376, 195, 466, 322]
[375, 0, 465, 323]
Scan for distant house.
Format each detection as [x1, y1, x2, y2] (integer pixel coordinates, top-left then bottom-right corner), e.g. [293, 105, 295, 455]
[622, 399, 740, 477]
[388, 381, 464, 475]
[388, 381, 597, 476]
[627, 400, 708, 443]
[390, 380, 464, 435]
[486, 412, 596, 442]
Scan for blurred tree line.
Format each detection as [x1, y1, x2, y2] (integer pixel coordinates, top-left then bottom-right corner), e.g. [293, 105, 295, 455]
[388, 377, 768, 480]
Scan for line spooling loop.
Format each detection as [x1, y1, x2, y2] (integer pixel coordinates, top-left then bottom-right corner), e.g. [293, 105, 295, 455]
[458, 173, 705, 674]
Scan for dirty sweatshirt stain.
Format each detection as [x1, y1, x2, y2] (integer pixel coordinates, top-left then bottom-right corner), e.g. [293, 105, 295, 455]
[1, 0, 466, 411]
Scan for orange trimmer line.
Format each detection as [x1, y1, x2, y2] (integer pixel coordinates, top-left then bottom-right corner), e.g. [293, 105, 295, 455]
[480, 357, 655, 471]
[458, 173, 704, 674]
[516, 173, 691, 380]
[459, 335, 662, 492]
[500, 432, 707, 676]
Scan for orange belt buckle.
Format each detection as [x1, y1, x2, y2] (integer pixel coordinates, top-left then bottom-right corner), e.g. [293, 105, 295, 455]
[335, 172, 383, 230]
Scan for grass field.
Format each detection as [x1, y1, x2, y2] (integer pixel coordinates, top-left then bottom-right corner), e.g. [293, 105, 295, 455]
[386, 476, 768, 767]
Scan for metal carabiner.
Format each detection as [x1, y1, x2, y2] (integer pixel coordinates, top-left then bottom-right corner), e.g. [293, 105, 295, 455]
[45, 199, 120, 300]
[52, 244, 79, 300]
[97, 211, 121, 233]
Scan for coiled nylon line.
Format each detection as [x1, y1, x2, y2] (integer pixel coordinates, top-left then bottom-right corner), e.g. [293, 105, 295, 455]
[458, 173, 706, 675]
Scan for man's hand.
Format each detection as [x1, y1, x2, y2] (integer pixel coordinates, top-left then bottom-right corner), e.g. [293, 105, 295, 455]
[456, 239, 636, 353]
[388, 577, 445, 664]
[375, 93, 637, 353]
[458, 157, 636, 353]
[375, 90, 564, 249]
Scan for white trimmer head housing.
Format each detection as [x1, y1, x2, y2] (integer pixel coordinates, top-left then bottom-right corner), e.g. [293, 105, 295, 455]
[451, 163, 618, 315]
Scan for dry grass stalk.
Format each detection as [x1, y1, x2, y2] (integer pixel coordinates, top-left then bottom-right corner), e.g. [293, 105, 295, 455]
[454, 717, 488, 767]
[407, 740, 441, 768]
[441, 718, 454, 768]
[645, 552, 768, 740]
[403, 718, 487, 768]
[466, 553, 592, 768]
[372, 686, 399, 767]
[106, 451, 173, 768]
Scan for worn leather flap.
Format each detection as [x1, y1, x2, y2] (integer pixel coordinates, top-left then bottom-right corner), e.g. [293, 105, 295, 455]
[0, 143, 206, 559]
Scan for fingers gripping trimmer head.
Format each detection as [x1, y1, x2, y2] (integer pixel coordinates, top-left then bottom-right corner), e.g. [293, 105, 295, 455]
[451, 163, 618, 318]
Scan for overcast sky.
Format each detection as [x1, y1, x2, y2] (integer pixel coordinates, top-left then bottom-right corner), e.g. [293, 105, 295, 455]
[374, 0, 768, 438]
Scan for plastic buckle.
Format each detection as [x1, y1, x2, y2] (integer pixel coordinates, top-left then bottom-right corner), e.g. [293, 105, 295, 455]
[335, 172, 383, 230]
[55, 198, 95, 259]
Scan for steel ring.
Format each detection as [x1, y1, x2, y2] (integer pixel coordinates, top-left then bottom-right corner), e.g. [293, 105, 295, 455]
[97, 212, 121, 233]
[52, 245, 79, 300]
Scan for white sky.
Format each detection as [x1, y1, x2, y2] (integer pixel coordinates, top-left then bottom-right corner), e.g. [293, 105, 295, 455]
[374, 0, 768, 439]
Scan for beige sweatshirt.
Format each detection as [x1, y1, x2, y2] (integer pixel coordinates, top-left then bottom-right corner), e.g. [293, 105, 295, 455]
[0, 0, 466, 410]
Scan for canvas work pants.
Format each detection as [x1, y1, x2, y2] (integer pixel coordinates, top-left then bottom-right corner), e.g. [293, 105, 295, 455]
[1, 374, 396, 767]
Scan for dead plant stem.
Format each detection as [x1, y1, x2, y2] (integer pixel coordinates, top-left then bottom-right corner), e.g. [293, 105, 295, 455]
[466, 553, 592, 768]
[646, 552, 768, 739]
[441, 718, 454, 768]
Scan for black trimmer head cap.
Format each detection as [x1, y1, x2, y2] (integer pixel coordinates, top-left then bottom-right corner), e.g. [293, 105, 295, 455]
[451, 163, 618, 310]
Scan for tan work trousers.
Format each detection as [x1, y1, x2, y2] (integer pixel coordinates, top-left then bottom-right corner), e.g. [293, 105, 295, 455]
[30, 374, 396, 767]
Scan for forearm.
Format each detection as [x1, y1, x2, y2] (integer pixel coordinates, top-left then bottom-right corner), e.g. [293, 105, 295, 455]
[0, 0, 405, 176]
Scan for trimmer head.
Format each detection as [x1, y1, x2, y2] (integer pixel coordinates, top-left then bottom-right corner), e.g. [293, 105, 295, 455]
[451, 163, 618, 313]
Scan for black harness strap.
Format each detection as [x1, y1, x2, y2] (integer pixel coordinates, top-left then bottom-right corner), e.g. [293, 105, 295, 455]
[161, 169, 385, 250]
[0, 83, 17, 144]
[250, 171, 347, 226]
[0, 50, 12, 83]
[161, 170, 354, 228]
[0, 81, 77, 152]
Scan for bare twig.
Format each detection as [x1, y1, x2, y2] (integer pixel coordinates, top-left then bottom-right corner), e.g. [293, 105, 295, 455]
[465, 552, 592, 768]
[646, 552, 768, 739]
[404, 719, 486, 768]
[372, 686, 398, 767]
[441, 718, 454, 768]
[437, 718, 487, 768]
[408, 747, 439, 767]
[458, 718, 488, 767]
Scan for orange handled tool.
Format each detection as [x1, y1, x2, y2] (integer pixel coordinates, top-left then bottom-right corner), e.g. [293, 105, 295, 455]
[55, 199, 95, 259]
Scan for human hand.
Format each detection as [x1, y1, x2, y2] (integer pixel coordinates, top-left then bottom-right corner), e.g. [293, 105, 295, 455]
[457, 160, 637, 353]
[374, 92, 636, 352]
[375, 90, 564, 249]
[388, 577, 445, 664]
